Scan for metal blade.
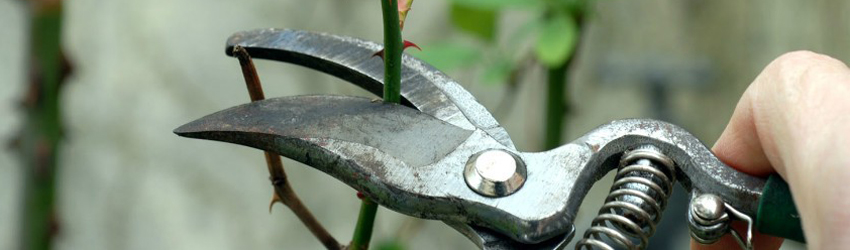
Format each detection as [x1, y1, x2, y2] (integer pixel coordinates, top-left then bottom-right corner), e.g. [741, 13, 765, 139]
[224, 28, 515, 149]
[175, 95, 472, 170]
[174, 95, 578, 244]
[446, 222, 574, 250]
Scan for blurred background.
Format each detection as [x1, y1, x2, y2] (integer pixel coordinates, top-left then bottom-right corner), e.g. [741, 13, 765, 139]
[2, 0, 845, 249]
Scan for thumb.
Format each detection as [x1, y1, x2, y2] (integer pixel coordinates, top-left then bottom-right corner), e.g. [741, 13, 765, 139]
[690, 84, 783, 250]
[694, 51, 850, 249]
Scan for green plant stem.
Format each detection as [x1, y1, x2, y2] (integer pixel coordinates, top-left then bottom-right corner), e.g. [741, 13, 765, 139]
[16, 3, 69, 250]
[349, 1, 403, 249]
[544, 61, 569, 150]
[350, 198, 379, 250]
[543, 9, 586, 150]
[381, 0, 402, 103]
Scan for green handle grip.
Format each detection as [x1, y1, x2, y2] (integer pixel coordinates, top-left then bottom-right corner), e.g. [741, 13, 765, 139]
[756, 174, 805, 243]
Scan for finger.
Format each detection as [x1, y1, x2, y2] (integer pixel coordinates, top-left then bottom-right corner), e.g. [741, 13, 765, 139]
[692, 95, 783, 249]
[711, 82, 775, 176]
[700, 51, 850, 249]
[692, 52, 809, 250]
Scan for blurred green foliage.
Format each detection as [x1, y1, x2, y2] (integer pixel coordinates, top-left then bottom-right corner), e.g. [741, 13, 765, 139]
[411, 0, 593, 149]
[535, 9, 577, 67]
[411, 0, 589, 85]
[412, 43, 481, 73]
[450, 4, 497, 41]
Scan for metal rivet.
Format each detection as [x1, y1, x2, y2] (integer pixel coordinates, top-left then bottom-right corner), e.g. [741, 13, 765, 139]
[464, 149, 526, 197]
[692, 194, 726, 221]
[688, 193, 731, 244]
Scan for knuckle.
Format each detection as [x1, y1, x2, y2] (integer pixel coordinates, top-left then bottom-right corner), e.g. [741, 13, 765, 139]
[769, 50, 845, 74]
[777, 50, 823, 62]
[762, 51, 848, 92]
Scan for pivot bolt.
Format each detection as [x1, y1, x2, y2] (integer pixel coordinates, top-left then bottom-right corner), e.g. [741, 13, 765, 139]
[692, 194, 726, 221]
[464, 149, 526, 197]
[688, 193, 730, 244]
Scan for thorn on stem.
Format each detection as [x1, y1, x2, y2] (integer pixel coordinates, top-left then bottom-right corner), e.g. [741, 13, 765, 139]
[49, 212, 61, 237]
[34, 138, 54, 176]
[371, 40, 421, 60]
[269, 192, 283, 213]
[7, 135, 21, 151]
[402, 40, 421, 51]
[59, 52, 74, 85]
[271, 177, 285, 187]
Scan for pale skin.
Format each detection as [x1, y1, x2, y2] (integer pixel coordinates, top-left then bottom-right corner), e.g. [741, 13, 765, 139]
[692, 51, 850, 250]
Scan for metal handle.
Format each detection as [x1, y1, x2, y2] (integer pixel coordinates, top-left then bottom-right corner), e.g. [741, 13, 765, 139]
[689, 174, 805, 250]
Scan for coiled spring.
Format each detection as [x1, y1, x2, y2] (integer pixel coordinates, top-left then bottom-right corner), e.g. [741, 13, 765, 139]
[576, 146, 676, 250]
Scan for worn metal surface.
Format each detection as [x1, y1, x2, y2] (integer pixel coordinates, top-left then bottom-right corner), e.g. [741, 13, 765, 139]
[175, 94, 768, 246]
[573, 119, 766, 216]
[175, 95, 472, 179]
[224, 28, 515, 149]
[445, 222, 573, 250]
[174, 29, 772, 249]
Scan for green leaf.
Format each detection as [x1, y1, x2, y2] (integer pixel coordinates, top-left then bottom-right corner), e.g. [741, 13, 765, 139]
[450, 4, 497, 41]
[408, 43, 481, 72]
[447, 0, 541, 10]
[534, 11, 577, 67]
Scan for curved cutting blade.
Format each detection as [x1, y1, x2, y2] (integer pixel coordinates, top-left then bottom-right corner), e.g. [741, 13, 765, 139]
[175, 95, 472, 178]
[174, 95, 576, 245]
[446, 222, 574, 250]
[224, 28, 515, 149]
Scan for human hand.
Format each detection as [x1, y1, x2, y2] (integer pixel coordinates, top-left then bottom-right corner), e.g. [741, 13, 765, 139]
[693, 51, 850, 250]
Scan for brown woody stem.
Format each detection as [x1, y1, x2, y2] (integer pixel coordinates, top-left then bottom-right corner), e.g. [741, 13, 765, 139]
[233, 46, 341, 250]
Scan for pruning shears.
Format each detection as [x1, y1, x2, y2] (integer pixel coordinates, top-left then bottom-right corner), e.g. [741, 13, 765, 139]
[174, 29, 804, 250]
